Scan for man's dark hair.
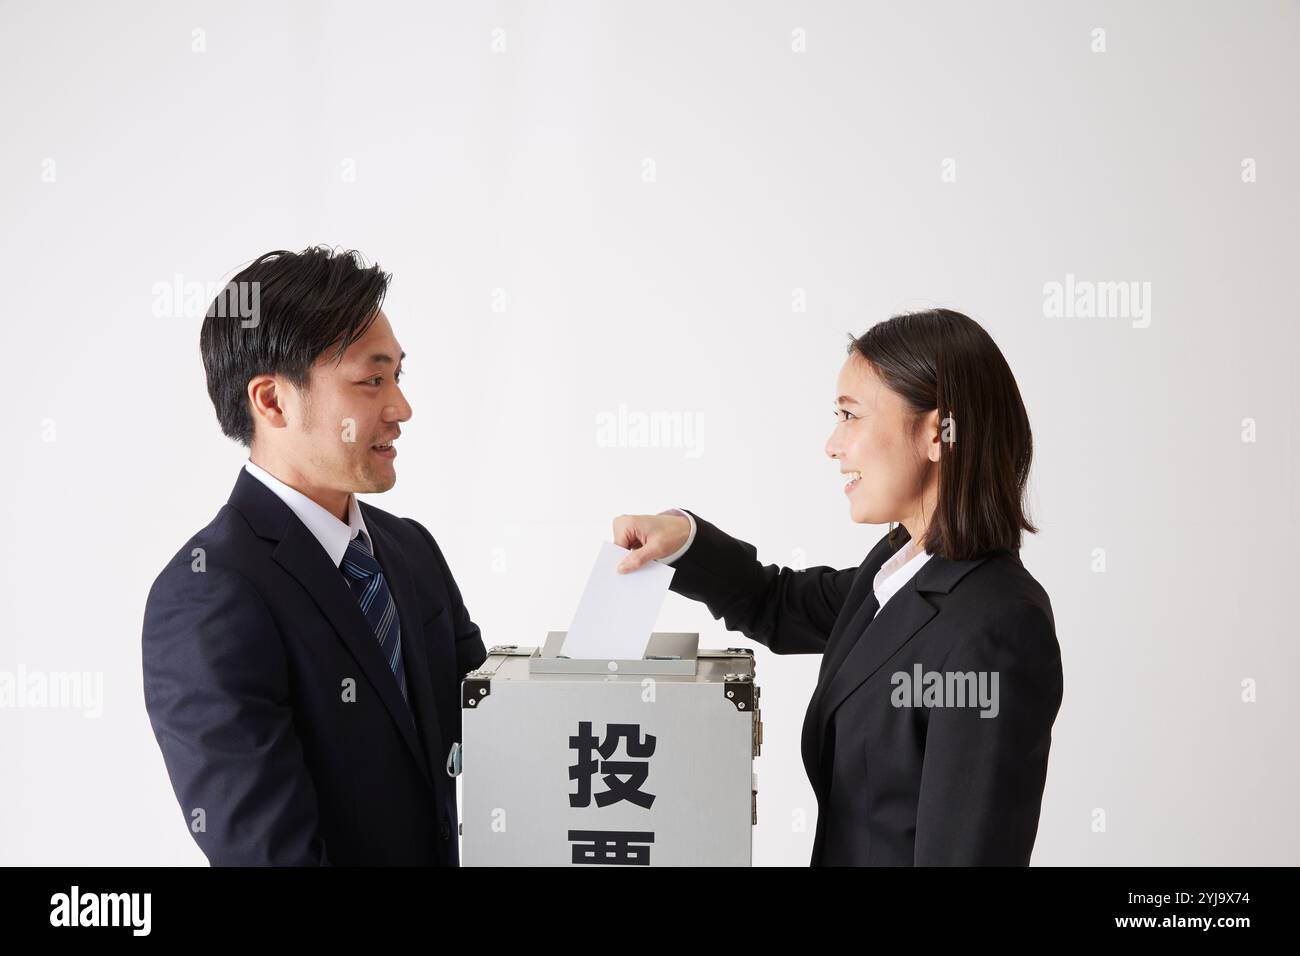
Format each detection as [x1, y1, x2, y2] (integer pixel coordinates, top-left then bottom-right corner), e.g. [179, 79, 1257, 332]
[199, 246, 390, 446]
[848, 308, 1036, 560]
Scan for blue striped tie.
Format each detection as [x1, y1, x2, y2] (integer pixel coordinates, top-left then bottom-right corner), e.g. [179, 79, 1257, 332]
[340, 531, 409, 706]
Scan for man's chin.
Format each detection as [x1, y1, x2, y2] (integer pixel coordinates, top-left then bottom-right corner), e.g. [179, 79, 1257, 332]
[356, 469, 397, 495]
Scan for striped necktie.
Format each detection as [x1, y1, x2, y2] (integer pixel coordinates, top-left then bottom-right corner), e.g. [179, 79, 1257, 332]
[340, 531, 409, 706]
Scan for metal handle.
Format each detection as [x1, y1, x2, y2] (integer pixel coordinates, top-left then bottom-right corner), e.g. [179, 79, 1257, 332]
[446, 741, 462, 777]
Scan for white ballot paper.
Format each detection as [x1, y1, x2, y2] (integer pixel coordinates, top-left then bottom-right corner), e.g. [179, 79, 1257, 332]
[561, 542, 676, 660]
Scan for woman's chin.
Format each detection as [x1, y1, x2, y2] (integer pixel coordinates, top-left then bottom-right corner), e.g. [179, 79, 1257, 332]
[848, 499, 895, 527]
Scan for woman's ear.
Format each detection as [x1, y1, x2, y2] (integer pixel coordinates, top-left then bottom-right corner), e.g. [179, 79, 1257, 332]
[923, 408, 943, 463]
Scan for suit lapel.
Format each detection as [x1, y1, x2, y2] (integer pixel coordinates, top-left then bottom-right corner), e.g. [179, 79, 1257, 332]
[815, 526, 909, 687]
[365, 511, 446, 781]
[799, 527, 904, 795]
[228, 470, 434, 788]
[815, 586, 879, 686]
[818, 584, 937, 727]
[816, 551, 995, 741]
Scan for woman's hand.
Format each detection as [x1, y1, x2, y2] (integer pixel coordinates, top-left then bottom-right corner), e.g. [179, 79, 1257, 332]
[612, 513, 691, 573]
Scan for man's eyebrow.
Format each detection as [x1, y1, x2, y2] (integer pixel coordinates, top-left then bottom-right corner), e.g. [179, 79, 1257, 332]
[367, 351, 406, 364]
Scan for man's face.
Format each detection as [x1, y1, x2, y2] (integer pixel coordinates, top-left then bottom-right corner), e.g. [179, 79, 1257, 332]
[268, 310, 411, 497]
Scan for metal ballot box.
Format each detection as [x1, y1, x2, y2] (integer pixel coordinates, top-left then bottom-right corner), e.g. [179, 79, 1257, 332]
[456, 632, 761, 866]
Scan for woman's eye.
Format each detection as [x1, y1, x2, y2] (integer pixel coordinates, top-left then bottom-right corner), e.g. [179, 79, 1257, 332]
[364, 377, 382, 386]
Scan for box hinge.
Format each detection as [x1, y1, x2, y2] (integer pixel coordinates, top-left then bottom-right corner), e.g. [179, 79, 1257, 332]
[723, 672, 754, 711]
[463, 673, 492, 709]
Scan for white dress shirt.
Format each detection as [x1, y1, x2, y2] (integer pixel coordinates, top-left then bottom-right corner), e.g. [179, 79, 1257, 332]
[243, 459, 370, 567]
[866, 536, 932, 619]
[660, 509, 931, 622]
[659, 508, 698, 564]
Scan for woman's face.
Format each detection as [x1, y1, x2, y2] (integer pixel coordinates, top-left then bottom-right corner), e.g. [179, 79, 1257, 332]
[825, 353, 940, 529]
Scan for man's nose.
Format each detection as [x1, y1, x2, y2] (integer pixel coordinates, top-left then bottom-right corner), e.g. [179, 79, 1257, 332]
[387, 386, 413, 422]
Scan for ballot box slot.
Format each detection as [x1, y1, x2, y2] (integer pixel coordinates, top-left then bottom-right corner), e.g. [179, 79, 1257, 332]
[529, 630, 702, 676]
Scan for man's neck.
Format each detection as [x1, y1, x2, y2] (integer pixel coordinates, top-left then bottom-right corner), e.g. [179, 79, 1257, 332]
[248, 452, 350, 523]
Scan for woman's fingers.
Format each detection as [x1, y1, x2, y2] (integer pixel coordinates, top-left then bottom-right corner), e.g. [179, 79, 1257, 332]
[615, 516, 656, 572]
[613, 513, 689, 573]
[612, 515, 643, 551]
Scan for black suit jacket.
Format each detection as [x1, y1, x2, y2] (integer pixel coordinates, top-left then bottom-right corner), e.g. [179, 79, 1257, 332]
[669, 513, 1063, 866]
[142, 469, 487, 865]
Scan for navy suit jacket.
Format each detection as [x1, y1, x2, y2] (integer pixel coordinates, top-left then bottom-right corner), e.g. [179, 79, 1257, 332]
[669, 513, 1063, 866]
[142, 469, 487, 865]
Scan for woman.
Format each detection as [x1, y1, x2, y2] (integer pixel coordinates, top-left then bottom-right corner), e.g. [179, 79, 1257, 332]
[613, 309, 1063, 866]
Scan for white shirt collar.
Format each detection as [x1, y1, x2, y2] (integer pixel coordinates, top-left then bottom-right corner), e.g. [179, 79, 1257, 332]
[243, 459, 370, 568]
[872, 534, 933, 611]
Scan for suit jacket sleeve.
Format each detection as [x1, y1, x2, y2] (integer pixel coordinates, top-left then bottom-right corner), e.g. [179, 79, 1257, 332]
[405, 518, 488, 694]
[142, 561, 329, 866]
[666, 511, 860, 655]
[913, 599, 1064, 865]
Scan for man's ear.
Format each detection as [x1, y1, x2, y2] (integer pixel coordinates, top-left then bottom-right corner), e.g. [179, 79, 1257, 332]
[247, 375, 288, 431]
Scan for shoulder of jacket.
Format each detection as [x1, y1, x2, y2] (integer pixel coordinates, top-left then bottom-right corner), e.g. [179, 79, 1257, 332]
[942, 553, 1054, 626]
[148, 504, 269, 594]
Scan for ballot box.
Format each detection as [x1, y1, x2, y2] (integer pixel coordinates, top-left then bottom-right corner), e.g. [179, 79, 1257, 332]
[455, 632, 761, 866]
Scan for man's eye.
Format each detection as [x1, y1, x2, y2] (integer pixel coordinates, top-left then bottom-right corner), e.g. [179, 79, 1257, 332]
[363, 376, 382, 386]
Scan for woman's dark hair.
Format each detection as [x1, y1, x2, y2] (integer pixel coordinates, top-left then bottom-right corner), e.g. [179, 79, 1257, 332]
[848, 308, 1036, 560]
[199, 246, 390, 446]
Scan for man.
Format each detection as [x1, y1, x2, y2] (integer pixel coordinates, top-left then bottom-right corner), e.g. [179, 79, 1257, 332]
[143, 246, 486, 865]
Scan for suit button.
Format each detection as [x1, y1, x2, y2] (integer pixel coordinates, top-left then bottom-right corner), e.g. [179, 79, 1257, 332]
[440, 820, 450, 840]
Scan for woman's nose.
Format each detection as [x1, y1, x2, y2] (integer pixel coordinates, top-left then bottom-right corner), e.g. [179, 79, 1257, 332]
[825, 430, 840, 459]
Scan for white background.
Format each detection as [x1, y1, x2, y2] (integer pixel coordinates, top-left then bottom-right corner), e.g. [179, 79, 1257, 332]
[1, 0, 1296, 865]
